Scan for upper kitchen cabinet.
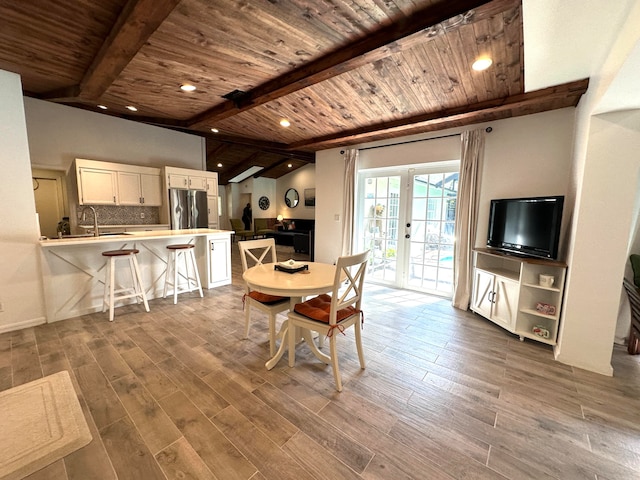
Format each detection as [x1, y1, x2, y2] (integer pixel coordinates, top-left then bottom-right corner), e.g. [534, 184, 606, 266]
[206, 177, 218, 196]
[165, 166, 213, 191]
[75, 159, 163, 206]
[77, 167, 117, 205]
[166, 171, 207, 190]
[118, 171, 163, 206]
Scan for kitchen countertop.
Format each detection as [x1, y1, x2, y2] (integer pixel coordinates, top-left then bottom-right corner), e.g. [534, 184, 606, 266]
[78, 224, 170, 229]
[39, 228, 232, 247]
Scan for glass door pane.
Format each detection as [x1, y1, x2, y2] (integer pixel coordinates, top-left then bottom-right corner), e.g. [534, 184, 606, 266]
[407, 172, 458, 296]
[360, 175, 401, 284]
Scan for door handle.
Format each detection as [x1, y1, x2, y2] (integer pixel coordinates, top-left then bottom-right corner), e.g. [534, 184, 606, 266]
[405, 234, 410, 239]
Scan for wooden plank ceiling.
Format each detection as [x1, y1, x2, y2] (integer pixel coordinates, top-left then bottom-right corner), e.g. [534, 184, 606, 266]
[0, 0, 588, 184]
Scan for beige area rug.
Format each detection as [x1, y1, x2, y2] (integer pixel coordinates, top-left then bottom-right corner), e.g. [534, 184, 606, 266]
[0, 371, 92, 480]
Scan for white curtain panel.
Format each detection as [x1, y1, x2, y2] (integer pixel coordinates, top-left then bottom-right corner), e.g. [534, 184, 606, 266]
[452, 129, 485, 310]
[341, 149, 359, 256]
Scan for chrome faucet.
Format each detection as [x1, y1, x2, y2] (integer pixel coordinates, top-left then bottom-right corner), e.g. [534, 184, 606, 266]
[81, 206, 99, 237]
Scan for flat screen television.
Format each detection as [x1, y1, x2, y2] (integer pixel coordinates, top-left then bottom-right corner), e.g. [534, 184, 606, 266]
[486, 195, 564, 260]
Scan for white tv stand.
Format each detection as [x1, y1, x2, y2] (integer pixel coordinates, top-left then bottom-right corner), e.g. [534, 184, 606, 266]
[471, 248, 567, 345]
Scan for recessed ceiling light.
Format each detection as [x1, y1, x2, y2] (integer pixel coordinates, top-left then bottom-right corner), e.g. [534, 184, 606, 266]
[180, 84, 196, 92]
[287, 163, 292, 168]
[126, 105, 138, 112]
[280, 119, 291, 127]
[211, 128, 219, 133]
[97, 105, 107, 110]
[217, 163, 222, 168]
[472, 57, 492, 71]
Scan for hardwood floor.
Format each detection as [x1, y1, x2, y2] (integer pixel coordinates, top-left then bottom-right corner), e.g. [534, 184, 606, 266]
[2, 244, 640, 479]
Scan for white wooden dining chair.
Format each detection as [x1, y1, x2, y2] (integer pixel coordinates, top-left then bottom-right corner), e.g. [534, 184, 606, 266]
[287, 250, 369, 392]
[239, 238, 289, 356]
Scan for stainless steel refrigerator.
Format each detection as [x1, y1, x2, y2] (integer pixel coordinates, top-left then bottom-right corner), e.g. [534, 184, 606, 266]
[169, 189, 208, 229]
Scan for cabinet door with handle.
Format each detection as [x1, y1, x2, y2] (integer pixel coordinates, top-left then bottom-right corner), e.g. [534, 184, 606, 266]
[140, 173, 163, 206]
[492, 277, 519, 330]
[78, 168, 117, 205]
[472, 269, 494, 319]
[117, 171, 142, 205]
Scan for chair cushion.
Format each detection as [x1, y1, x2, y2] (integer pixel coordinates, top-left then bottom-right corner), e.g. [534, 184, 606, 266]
[294, 294, 359, 323]
[248, 291, 287, 305]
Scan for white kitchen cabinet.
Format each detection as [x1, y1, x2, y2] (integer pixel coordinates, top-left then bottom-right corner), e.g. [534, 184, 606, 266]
[188, 175, 207, 190]
[207, 194, 219, 229]
[471, 249, 567, 345]
[206, 235, 231, 287]
[77, 168, 117, 205]
[116, 171, 163, 206]
[206, 177, 218, 196]
[139, 173, 163, 206]
[117, 171, 142, 205]
[167, 173, 189, 189]
[75, 159, 163, 206]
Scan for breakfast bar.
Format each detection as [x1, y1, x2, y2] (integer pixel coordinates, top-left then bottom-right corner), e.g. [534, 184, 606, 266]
[39, 228, 232, 322]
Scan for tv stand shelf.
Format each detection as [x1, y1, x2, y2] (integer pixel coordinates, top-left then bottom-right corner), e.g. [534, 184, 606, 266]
[471, 249, 567, 345]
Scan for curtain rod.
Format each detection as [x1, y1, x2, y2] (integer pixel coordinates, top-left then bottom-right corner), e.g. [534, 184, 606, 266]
[340, 127, 492, 154]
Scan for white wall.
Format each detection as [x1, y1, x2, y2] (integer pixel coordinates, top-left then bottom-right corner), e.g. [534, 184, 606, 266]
[276, 164, 316, 220]
[558, 110, 640, 374]
[0, 70, 47, 332]
[25, 97, 205, 172]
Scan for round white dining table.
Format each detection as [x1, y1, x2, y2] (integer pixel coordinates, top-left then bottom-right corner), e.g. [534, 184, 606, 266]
[242, 262, 338, 369]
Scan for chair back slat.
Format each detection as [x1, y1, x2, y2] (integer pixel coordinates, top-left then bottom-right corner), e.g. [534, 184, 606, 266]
[329, 250, 369, 325]
[239, 238, 278, 272]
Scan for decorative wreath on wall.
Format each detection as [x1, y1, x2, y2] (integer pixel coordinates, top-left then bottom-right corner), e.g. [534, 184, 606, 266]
[258, 196, 270, 210]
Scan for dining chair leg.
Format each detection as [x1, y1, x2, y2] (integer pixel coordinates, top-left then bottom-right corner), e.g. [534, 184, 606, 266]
[355, 320, 366, 369]
[244, 303, 251, 339]
[329, 335, 342, 392]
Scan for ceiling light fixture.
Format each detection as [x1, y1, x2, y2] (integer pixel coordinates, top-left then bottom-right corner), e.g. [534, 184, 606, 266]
[126, 105, 138, 111]
[180, 83, 196, 92]
[228, 166, 264, 183]
[211, 128, 219, 133]
[287, 163, 292, 168]
[280, 119, 291, 127]
[97, 105, 107, 110]
[217, 163, 222, 168]
[472, 57, 492, 71]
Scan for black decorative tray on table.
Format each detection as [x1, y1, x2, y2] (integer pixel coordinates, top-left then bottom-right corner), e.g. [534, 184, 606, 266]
[274, 260, 309, 274]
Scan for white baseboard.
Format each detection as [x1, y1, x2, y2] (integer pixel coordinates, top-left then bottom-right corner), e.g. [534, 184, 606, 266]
[0, 316, 47, 334]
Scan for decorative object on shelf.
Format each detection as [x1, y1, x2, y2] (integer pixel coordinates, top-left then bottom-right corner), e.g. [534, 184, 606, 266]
[285, 188, 299, 208]
[258, 196, 270, 210]
[304, 188, 315, 206]
[535, 302, 556, 315]
[532, 325, 550, 338]
[539, 274, 555, 288]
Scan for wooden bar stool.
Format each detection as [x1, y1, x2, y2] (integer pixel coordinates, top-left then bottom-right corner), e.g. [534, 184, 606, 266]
[102, 248, 150, 321]
[163, 244, 203, 304]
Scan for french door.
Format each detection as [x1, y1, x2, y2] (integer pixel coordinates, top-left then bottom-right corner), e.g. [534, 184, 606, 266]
[356, 163, 459, 297]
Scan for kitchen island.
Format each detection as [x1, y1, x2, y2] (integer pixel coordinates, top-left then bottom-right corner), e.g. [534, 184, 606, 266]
[40, 229, 232, 322]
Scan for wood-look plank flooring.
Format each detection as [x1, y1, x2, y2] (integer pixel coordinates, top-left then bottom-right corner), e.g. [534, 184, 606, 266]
[2, 244, 639, 480]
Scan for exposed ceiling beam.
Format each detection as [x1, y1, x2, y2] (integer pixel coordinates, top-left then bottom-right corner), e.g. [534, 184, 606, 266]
[290, 79, 589, 150]
[204, 134, 315, 162]
[254, 158, 292, 178]
[77, 0, 181, 99]
[187, 0, 515, 129]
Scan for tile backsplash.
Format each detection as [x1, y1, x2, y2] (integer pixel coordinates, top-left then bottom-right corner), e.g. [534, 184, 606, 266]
[78, 205, 161, 226]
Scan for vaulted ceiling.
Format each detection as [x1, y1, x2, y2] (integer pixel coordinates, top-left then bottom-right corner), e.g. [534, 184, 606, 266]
[0, 0, 588, 184]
